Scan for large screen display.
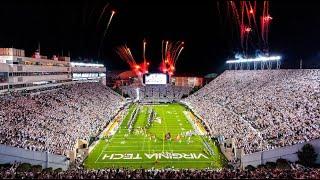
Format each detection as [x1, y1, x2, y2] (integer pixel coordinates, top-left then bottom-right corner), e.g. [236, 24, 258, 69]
[143, 73, 168, 85]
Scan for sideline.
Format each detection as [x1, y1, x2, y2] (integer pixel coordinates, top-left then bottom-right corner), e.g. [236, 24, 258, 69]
[88, 104, 130, 154]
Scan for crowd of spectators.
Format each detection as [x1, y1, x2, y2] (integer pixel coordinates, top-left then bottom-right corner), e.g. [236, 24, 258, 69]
[0, 82, 125, 155]
[121, 85, 192, 102]
[0, 163, 319, 179]
[183, 69, 320, 154]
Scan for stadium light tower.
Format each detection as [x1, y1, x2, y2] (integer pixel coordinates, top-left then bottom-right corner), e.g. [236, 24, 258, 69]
[226, 55, 281, 70]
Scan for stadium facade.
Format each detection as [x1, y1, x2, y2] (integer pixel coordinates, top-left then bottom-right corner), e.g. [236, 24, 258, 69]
[111, 70, 204, 88]
[0, 48, 106, 94]
[171, 76, 203, 87]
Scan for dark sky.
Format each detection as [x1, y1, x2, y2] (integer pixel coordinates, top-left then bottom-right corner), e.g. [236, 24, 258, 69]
[0, 1, 319, 75]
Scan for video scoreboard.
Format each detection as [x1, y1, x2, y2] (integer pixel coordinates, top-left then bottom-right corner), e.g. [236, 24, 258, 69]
[143, 73, 169, 85]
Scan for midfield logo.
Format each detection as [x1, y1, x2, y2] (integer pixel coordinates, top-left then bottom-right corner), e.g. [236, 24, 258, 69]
[101, 152, 209, 160]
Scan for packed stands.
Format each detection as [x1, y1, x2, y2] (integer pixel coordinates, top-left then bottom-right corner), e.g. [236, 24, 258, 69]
[182, 69, 320, 154]
[121, 85, 192, 102]
[0, 82, 125, 155]
[0, 163, 319, 179]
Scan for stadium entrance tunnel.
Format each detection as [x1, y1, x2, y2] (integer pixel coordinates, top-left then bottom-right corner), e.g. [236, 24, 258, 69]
[66, 139, 89, 164]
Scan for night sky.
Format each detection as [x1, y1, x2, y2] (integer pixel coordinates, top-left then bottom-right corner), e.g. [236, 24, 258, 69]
[0, 1, 319, 75]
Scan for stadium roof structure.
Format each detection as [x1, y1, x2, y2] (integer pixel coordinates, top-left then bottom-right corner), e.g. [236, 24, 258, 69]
[204, 73, 218, 79]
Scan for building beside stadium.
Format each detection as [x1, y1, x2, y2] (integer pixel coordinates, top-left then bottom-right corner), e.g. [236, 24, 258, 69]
[171, 75, 203, 88]
[0, 48, 106, 93]
[109, 70, 204, 88]
[0, 47, 110, 169]
[71, 62, 106, 85]
[111, 71, 200, 102]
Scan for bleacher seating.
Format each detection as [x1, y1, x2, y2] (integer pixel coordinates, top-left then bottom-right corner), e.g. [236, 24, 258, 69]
[182, 69, 320, 154]
[121, 84, 192, 102]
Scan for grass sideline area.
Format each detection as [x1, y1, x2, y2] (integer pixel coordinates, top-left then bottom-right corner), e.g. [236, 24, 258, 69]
[84, 103, 227, 169]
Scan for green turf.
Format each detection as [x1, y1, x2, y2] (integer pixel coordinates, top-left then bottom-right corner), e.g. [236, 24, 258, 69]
[84, 103, 227, 169]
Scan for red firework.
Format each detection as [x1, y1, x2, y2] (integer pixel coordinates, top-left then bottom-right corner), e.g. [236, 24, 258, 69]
[261, 1, 272, 51]
[97, 4, 116, 58]
[115, 40, 150, 77]
[161, 40, 184, 76]
[115, 45, 141, 76]
[141, 39, 150, 74]
[224, 1, 272, 55]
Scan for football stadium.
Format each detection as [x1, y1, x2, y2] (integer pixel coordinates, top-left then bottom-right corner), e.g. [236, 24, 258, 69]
[0, 1, 320, 179]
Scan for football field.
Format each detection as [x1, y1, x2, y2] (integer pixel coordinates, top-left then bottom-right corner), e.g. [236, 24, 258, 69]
[84, 103, 227, 169]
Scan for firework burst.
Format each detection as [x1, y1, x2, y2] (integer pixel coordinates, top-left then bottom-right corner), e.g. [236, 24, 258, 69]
[116, 40, 150, 77]
[219, 1, 273, 56]
[161, 41, 184, 76]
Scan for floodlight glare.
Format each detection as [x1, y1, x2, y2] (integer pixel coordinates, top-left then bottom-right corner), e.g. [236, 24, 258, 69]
[71, 62, 104, 67]
[226, 56, 281, 64]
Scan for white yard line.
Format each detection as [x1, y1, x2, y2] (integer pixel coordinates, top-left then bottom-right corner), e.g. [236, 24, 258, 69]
[140, 129, 147, 166]
[95, 142, 110, 163]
